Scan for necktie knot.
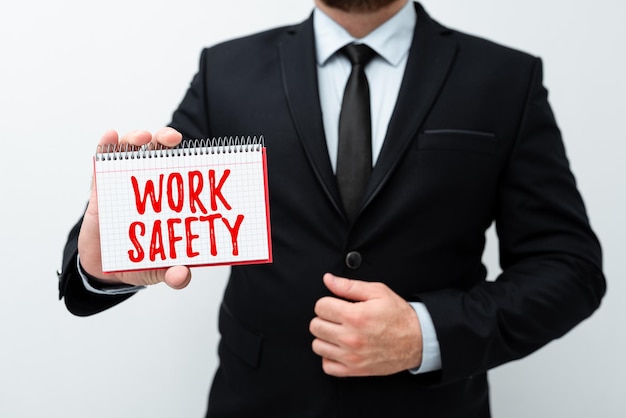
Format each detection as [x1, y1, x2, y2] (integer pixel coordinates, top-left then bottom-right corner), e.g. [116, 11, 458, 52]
[341, 43, 376, 67]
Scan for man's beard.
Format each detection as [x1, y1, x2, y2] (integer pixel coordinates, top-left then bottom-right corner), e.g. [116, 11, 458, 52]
[319, 0, 400, 12]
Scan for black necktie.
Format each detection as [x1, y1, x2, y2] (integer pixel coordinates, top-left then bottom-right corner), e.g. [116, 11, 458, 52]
[337, 43, 376, 222]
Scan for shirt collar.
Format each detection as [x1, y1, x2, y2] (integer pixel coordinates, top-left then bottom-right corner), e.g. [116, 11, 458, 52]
[313, 1, 416, 67]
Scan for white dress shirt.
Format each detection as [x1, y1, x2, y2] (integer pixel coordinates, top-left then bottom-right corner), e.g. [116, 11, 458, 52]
[315, 2, 414, 171]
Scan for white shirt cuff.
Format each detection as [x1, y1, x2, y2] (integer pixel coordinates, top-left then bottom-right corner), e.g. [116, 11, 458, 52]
[408, 301, 442, 374]
[77, 254, 144, 296]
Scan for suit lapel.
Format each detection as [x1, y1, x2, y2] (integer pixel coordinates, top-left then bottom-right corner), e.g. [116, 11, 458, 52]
[278, 16, 345, 216]
[278, 4, 459, 220]
[362, 3, 458, 210]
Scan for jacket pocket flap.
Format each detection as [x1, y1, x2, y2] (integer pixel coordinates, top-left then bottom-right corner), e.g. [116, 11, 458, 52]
[419, 130, 497, 154]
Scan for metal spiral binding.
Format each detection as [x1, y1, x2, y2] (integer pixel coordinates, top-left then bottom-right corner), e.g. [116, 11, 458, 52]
[95, 135, 264, 161]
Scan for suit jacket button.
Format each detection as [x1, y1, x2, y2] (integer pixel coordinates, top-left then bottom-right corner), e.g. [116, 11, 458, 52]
[345, 251, 362, 269]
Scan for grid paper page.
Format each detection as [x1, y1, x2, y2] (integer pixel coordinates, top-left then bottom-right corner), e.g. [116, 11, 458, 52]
[94, 143, 271, 272]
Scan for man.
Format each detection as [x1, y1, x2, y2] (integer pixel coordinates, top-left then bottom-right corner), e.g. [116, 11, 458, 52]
[59, 0, 606, 416]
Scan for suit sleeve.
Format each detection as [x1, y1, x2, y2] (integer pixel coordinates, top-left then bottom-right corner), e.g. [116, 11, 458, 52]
[417, 58, 606, 383]
[58, 217, 136, 316]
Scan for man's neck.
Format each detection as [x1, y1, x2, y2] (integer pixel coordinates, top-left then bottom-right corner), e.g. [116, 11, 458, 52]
[314, 0, 409, 39]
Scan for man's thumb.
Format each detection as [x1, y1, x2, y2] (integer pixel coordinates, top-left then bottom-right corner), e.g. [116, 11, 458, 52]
[323, 273, 375, 302]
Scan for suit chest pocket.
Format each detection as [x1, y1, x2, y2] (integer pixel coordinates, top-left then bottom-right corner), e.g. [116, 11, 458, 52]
[403, 129, 501, 202]
[418, 129, 497, 155]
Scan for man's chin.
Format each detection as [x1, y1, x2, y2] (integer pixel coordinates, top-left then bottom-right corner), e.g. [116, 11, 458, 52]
[318, 0, 400, 13]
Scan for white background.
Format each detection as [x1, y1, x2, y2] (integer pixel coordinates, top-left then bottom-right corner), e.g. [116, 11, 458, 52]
[0, 1, 624, 417]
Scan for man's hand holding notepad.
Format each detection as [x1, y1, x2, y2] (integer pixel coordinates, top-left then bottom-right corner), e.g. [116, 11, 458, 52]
[77, 128, 271, 289]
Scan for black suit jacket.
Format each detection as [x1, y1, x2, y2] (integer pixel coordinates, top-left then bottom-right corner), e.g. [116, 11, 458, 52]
[59, 3, 606, 417]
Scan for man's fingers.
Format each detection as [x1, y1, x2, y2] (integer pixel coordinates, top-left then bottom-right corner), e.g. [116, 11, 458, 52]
[311, 325, 370, 377]
[153, 126, 183, 147]
[311, 328, 356, 376]
[321, 357, 352, 377]
[164, 265, 192, 289]
[310, 314, 344, 342]
[98, 129, 151, 147]
[314, 295, 351, 324]
[120, 130, 153, 147]
[121, 127, 183, 148]
[96, 128, 183, 150]
[113, 265, 191, 289]
[311, 336, 341, 360]
[98, 129, 120, 146]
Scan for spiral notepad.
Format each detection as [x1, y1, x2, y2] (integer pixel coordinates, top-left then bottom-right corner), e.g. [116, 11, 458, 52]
[94, 136, 272, 273]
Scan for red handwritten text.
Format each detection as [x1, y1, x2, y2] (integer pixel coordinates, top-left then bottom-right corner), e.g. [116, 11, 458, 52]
[127, 169, 244, 263]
